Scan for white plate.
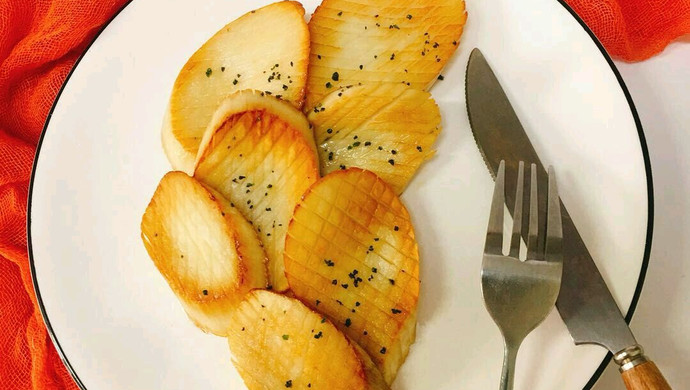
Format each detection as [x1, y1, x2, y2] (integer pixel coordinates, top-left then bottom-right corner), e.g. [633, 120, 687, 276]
[29, 0, 652, 389]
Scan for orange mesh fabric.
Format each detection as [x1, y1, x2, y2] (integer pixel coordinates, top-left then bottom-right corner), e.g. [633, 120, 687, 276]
[566, 0, 690, 62]
[0, 1, 127, 388]
[0, 0, 686, 388]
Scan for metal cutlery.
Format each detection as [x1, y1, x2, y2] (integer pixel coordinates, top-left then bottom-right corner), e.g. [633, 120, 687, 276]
[482, 160, 563, 390]
[467, 47, 671, 389]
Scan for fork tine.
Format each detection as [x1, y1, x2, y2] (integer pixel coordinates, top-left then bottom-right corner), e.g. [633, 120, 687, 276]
[485, 160, 506, 255]
[527, 163, 539, 259]
[509, 161, 525, 257]
[545, 166, 563, 263]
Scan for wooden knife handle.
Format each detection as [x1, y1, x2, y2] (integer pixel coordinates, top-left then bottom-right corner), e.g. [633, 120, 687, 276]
[621, 361, 671, 390]
[615, 345, 671, 390]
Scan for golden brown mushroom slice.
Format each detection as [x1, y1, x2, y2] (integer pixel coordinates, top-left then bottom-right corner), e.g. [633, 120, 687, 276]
[226, 290, 390, 390]
[194, 90, 319, 292]
[284, 168, 420, 384]
[309, 83, 441, 194]
[305, 0, 467, 110]
[140, 172, 267, 335]
[163, 1, 310, 173]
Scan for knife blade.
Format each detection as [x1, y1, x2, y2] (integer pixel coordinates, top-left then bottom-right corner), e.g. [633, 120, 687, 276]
[466, 48, 670, 389]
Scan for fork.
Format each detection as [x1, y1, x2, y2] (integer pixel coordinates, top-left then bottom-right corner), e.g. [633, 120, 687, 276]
[481, 160, 563, 390]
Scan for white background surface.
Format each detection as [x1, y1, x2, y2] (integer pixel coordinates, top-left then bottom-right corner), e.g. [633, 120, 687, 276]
[593, 39, 690, 389]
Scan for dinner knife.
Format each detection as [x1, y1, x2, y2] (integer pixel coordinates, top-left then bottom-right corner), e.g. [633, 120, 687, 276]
[465, 48, 671, 390]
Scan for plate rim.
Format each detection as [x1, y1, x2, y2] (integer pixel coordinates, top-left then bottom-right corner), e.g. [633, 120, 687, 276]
[26, 1, 654, 389]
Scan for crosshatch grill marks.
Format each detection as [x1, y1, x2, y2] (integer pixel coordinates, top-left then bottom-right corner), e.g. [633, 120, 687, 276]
[308, 83, 442, 194]
[284, 168, 419, 383]
[305, 0, 467, 110]
[194, 91, 319, 291]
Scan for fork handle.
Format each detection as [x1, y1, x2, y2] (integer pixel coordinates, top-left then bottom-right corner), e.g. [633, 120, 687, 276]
[615, 345, 671, 390]
[499, 341, 519, 390]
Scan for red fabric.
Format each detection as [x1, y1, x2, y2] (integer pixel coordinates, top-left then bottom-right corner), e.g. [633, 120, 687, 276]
[567, 0, 690, 61]
[0, 0, 686, 389]
[0, 1, 128, 388]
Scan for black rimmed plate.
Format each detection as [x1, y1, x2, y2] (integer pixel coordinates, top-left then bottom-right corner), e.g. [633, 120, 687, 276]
[29, 0, 652, 388]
